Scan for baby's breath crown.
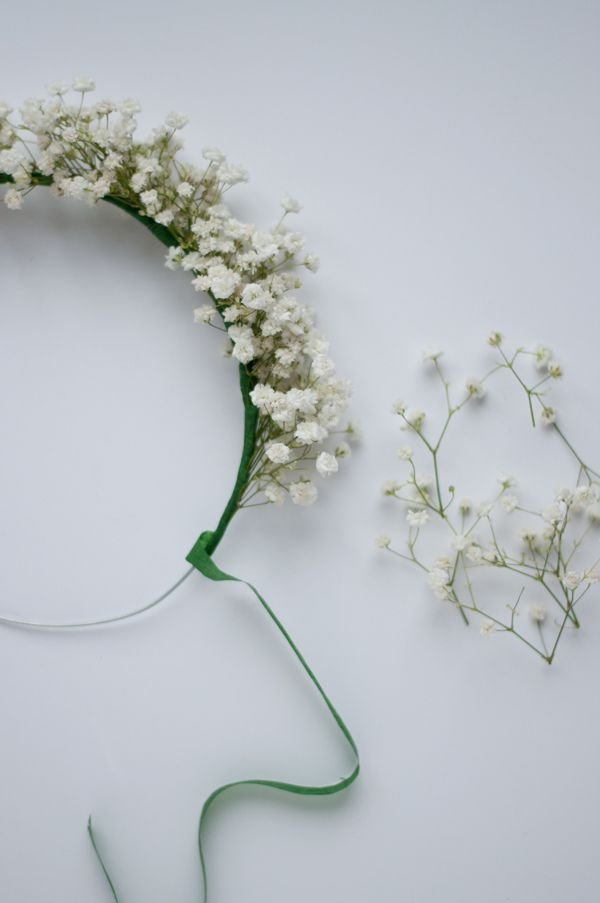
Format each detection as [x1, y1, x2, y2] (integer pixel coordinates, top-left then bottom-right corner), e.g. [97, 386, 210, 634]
[0, 79, 361, 903]
[0, 79, 355, 519]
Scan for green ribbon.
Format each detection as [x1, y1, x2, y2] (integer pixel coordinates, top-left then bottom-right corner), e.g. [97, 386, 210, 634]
[186, 534, 360, 902]
[2, 170, 360, 902]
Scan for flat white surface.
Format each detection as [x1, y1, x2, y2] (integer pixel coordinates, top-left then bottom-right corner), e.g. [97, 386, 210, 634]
[2, 2, 600, 901]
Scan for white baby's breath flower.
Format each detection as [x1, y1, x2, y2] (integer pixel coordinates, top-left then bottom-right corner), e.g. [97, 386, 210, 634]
[404, 408, 426, 430]
[3, 188, 23, 210]
[375, 533, 391, 549]
[427, 567, 451, 600]
[202, 146, 225, 163]
[540, 406, 557, 426]
[501, 494, 518, 513]
[497, 473, 515, 490]
[465, 544, 484, 564]
[265, 484, 285, 505]
[422, 347, 443, 363]
[547, 360, 563, 379]
[289, 479, 318, 506]
[452, 532, 473, 552]
[465, 377, 486, 399]
[554, 488, 573, 504]
[303, 254, 320, 272]
[458, 497, 472, 515]
[266, 443, 291, 465]
[334, 440, 351, 459]
[479, 620, 495, 637]
[583, 569, 600, 584]
[391, 400, 406, 415]
[316, 451, 338, 478]
[193, 304, 215, 324]
[533, 343, 552, 370]
[72, 76, 95, 92]
[520, 527, 539, 544]
[344, 421, 361, 443]
[529, 603, 547, 624]
[281, 194, 302, 214]
[543, 503, 566, 528]
[165, 111, 189, 130]
[561, 571, 582, 591]
[381, 479, 401, 497]
[48, 82, 70, 97]
[406, 509, 429, 527]
[398, 446, 413, 461]
[295, 421, 328, 444]
[487, 331, 502, 346]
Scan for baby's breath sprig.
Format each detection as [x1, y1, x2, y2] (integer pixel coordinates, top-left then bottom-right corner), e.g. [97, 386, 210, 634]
[378, 333, 600, 664]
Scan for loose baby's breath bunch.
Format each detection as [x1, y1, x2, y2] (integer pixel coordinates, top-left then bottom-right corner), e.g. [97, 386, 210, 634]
[377, 333, 600, 664]
[0, 79, 355, 510]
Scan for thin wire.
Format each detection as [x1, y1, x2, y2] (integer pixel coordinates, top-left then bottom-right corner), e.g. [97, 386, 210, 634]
[0, 567, 194, 630]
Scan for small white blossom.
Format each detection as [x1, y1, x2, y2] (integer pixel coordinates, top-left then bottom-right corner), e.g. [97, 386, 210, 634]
[398, 446, 413, 461]
[289, 479, 318, 506]
[193, 305, 215, 324]
[529, 603, 547, 624]
[533, 343, 552, 370]
[422, 347, 443, 363]
[561, 571, 582, 591]
[541, 406, 557, 426]
[406, 509, 429, 527]
[501, 494, 518, 513]
[497, 473, 515, 490]
[3, 188, 23, 210]
[344, 421, 361, 443]
[281, 194, 302, 214]
[427, 567, 451, 600]
[465, 378, 486, 399]
[266, 443, 291, 465]
[547, 360, 563, 379]
[316, 451, 338, 478]
[479, 620, 495, 637]
[404, 408, 426, 430]
[177, 181, 195, 197]
[520, 527, 539, 544]
[381, 479, 402, 497]
[72, 76, 95, 92]
[375, 533, 391, 549]
[334, 441, 351, 459]
[487, 331, 502, 346]
[295, 421, 328, 444]
[165, 111, 189, 130]
[452, 532, 474, 552]
[265, 484, 285, 505]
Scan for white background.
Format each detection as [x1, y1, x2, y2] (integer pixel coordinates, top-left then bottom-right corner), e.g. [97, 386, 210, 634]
[2, 2, 600, 901]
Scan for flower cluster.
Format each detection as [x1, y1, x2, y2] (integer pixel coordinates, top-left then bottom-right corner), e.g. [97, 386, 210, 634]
[377, 333, 600, 664]
[0, 80, 355, 507]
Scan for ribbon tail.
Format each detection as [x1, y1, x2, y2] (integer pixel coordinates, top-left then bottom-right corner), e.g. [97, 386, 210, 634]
[186, 537, 360, 903]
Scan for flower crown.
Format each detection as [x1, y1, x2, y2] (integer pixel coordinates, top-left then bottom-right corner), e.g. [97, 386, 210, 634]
[0, 78, 356, 514]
